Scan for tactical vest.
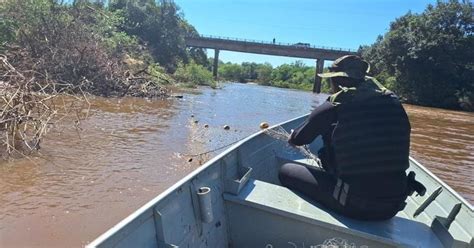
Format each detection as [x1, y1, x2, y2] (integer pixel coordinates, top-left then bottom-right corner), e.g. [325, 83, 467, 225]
[329, 77, 411, 177]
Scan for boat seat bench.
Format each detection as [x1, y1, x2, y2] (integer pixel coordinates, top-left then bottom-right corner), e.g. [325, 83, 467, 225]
[224, 179, 444, 247]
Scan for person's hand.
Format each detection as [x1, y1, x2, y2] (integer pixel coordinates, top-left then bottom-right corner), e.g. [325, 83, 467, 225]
[287, 129, 296, 147]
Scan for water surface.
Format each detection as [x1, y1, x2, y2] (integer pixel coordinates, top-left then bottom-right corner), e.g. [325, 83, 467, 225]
[0, 83, 472, 247]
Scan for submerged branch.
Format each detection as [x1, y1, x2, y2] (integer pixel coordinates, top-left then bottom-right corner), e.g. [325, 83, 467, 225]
[0, 54, 89, 160]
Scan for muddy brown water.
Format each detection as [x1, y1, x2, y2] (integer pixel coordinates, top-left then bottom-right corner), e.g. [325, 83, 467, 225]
[1, 83, 473, 247]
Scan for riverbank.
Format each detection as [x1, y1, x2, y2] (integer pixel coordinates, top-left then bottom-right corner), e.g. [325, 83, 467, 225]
[0, 0, 212, 93]
[216, 59, 473, 112]
[222, 77, 473, 112]
[0, 0, 218, 159]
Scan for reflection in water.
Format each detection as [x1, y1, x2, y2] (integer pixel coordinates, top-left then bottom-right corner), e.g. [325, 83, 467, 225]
[0, 83, 472, 247]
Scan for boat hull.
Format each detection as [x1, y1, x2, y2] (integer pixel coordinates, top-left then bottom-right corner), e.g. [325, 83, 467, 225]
[87, 114, 473, 248]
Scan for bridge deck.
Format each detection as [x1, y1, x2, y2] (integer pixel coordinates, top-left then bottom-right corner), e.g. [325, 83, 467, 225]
[185, 35, 358, 60]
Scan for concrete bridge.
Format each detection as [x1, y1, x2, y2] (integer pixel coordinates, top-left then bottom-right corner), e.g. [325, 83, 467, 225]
[185, 35, 359, 93]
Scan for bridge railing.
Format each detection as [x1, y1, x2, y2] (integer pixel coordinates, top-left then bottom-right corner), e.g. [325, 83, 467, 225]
[186, 34, 357, 53]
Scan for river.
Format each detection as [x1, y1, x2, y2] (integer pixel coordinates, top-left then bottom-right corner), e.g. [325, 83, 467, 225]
[0, 83, 473, 247]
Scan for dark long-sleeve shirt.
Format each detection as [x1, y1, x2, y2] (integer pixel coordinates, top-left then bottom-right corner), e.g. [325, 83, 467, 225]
[288, 101, 337, 146]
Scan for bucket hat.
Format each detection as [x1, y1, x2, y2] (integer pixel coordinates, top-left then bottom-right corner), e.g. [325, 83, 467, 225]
[318, 55, 370, 79]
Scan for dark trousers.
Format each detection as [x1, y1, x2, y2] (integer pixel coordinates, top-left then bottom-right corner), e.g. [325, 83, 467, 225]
[278, 163, 401, 221]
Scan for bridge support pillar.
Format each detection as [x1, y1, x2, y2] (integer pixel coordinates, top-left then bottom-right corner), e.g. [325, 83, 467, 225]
[213, 49, 220, 79]
[313, 59, 325, 93]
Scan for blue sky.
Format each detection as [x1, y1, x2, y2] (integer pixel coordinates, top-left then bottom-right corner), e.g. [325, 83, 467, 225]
[175, 0, 436, 66]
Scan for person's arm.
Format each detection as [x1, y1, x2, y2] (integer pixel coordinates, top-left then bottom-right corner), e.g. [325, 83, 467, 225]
[288, 101, 337, 146]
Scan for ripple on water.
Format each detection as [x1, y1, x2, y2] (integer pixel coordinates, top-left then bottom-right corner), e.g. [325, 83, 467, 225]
[406, 104, 474, 203]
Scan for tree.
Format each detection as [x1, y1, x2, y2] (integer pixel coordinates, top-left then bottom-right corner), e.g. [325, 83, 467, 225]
[256, 63, 273, 84]
[271, 64, 293, 81]
[360, 0, 473, 110]
[219, 63, 244, 82]
[241, 62, 258, 80]
[109, 0, 201, 72]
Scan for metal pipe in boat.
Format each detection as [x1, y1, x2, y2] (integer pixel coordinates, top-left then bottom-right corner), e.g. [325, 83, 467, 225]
[197, 187, 213, 223]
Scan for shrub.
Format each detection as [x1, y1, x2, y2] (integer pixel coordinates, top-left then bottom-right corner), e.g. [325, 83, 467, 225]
[174, 62, 215, 87]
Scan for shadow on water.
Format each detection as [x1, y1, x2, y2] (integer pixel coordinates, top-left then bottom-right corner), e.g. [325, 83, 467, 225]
[0, 83, 472, 247]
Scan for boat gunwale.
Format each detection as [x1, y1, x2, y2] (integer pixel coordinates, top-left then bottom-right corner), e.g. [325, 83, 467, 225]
[86, 114, 307, 247]
[408, 156, 473, 211]
[87, 113, 473, 247]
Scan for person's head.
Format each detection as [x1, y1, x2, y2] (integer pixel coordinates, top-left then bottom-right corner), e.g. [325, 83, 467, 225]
[318, 55, 370, 93]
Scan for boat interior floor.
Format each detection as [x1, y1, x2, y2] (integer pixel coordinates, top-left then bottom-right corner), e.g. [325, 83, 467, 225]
[223, 176, 445, 247]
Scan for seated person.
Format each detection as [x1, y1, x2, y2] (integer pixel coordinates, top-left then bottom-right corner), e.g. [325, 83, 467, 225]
[279, 55, 412, 221]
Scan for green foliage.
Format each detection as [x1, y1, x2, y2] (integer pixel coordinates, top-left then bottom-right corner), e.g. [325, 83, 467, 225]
[174, 62, 215, 88]
[148, 63, 175, 85]
[0, 2, 17, 50]
[360, 0, 473, 110]
[181, 20, 209, 67]
[219, 63, 245, 82]
[0, 0, 179, 97]
[109, 0, 207, 72]
[241, 62, 259, 80]
[0, 0, 124, 92]
[256, 63, 273, 84]
[1, 0, 67, 53]
[216, 60, 323, 92]
[268, 61, 315, 91]
[87, 8, 140, 56]
[0, 0, 214, 97]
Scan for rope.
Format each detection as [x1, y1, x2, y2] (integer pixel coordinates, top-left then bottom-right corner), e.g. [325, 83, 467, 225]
[264, 126, 322, 167]
[181, 137, 246, 157]
[182, 126, 322, 170]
